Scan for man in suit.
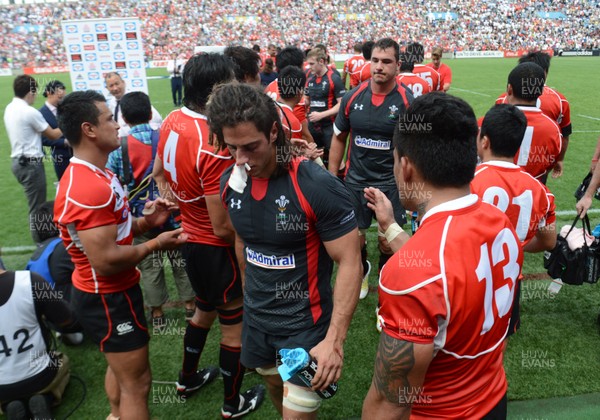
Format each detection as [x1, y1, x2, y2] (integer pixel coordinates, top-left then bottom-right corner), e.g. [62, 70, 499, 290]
[40, 81, 72, 180]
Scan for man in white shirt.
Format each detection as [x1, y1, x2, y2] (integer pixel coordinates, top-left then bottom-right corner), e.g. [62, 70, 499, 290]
[104, 72, 162, 137]
[167, 53, 185, 106]
[4, 75, 63, 243]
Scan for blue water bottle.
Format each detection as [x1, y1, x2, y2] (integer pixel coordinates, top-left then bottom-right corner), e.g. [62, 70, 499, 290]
[278, 348, 338, 399]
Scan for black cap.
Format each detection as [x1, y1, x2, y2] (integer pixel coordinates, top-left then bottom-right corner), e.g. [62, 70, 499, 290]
[43, 80, 66, 97]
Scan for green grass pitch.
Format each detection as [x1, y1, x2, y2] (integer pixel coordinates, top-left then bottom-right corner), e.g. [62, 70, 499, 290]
[1, 58, 599, 419]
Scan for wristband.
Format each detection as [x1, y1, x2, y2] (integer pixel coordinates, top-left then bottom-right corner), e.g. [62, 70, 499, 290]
[592, 159, 598, 163]
[384, 222, 404, 243]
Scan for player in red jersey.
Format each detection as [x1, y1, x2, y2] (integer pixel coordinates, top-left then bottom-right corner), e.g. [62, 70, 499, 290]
[397, 51, 431, 98]
[407, 42, 441, 91]
[342, 43, 365, 89]
[356, 41, 374, 85]
[503, 62, 562, 182]
[54, 90, 187, 420]
[472, 104, 556, 336]
[426, 47, 452, 91]
[496, 51, 571, 178]
[265, 47, 314, 144]
[152, 54, 265, 418]
[362, 92, 522, 419]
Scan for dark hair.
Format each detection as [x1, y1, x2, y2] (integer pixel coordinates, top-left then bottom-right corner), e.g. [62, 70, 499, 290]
[182, 53, 235, 110]
[32, 201, 58, 241]
[224, 46, 260, 83]
[373, 38, 400, 62]
[406, 42, 425, 63]
[354, 43, 363, 53]
[362, 41, 375, 60]
[276, 47, 305, 71]
[252, 44, 261, 52]
[480, 104, 527, 158]
[399, 53, 414, 72]
[519, 51, 551, 74]
[508, 62, 545, 101]
[207, 83, 290, 177]
[120, 91, 152, 126]
[278, 66, 306, 99]
[263, 58, 275, 75]
[43, 80, 66, 98]
[57, 90, 106, 146]
[394, 92, 478, 187]
[13, 75, 36, 98]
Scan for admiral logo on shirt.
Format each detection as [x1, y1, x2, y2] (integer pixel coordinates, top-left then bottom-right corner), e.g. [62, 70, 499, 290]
[246, 248, 296, 269]
[311, 100, 326, 108]
[355, 135, 391, 150]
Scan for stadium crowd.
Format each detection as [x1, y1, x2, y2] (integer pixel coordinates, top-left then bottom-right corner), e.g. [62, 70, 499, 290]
[1, 0, 599, 68]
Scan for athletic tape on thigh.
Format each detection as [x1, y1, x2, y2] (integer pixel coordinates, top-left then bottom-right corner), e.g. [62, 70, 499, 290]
[283, 383, 321, 413]
[216, 306, 243, 325]
[255, 365, 279, 376]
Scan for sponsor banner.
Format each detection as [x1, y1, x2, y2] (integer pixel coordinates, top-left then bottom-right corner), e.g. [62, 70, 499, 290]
[0, 68, 12, 77]
[455, 50, 504, 59]
[149, 60, 169, 68]
[23, 66, 69, 74]
[557, 50, 599, 57]
[61, 18, 148, 95]
[504, 49, 554, 58]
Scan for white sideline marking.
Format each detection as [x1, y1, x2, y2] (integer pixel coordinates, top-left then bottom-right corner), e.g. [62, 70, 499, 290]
[573, 130, 600, 133]
[578, 114, 600, 121]
[450, 88, 492, 97]
[556, 209, 600, 216]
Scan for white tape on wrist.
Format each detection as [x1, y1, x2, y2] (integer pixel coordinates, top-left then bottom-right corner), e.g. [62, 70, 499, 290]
[384, 222, 404, 243]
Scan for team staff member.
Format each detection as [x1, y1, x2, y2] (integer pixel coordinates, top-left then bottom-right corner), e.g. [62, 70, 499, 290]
[104, 72, 163, 137]
[167, 53, 185, 106]
[55, 90, 187, 420]
[210, 83, 362, 419]
[4, 75, 63, 243]
[329, 38, 413, 299]
[426, 47, 452, 92]
[472, 104, 556, 335]
[362, 92, 523, 418]
[153, 55, 265, 418]
[40, 80, 72, 180]
[305, 49, 346, 159]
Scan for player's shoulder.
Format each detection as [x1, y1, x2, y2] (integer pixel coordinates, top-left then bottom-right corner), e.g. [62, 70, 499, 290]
[62, 162, 114, 208]
[295, 158, 345, 192]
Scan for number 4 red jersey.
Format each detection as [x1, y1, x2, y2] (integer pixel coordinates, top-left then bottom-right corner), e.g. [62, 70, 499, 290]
[157, 107, 233, 246]
[396, 73, 431, 98]
[471, 161, 556, 246]
[378, 194, 523, 418]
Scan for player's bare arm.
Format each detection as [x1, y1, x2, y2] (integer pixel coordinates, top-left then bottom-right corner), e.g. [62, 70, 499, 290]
[300, 120, 315, 144]
[151, 155, 178, 203]
[328, 129, 348, 176]
[362, 334, 433, 419]
[310, 228, 361, 391]
[206, 193, 236, 245]
[523, 223, 557, 253]
[234, 233, 246, 287]
[77, 223, 186, 276]
[364, 187, 410, 253]
[552, 136, 568, 178]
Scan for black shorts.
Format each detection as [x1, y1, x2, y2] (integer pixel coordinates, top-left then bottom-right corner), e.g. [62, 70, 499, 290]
[308, 121, 334, 150]
[482, 392, 507, 420]
[346, 183, 407, 229]
[72, 284, 149, 353]
[241, 321, 328, 387]
[182, 243, 242, 311]
[507, 278, 521, 337]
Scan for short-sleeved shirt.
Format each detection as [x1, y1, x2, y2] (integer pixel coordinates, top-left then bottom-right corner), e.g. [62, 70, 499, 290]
[277, 102, 302, 140]
[471, 161, 556, 246]
[4, 97, 49, 158]
[396, 73, 431, 98]
[357, 61, 372, 84]
[221, 158, 357, 335]
[413, 64, 441, 91]
[55, 157, 136, 294]
[496, 87, 572, 137]
[426, 62, 452, 88]
[306, 69, 346, 123]
[265, 79, 307, 123]
[512, 106, 562, 179]
[157, 107, 233, 246]
[334, 81, 413, 187]
[378, 194, 523, 418]
[343, 54, 366, 87]
[106, 95, 163, 137]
